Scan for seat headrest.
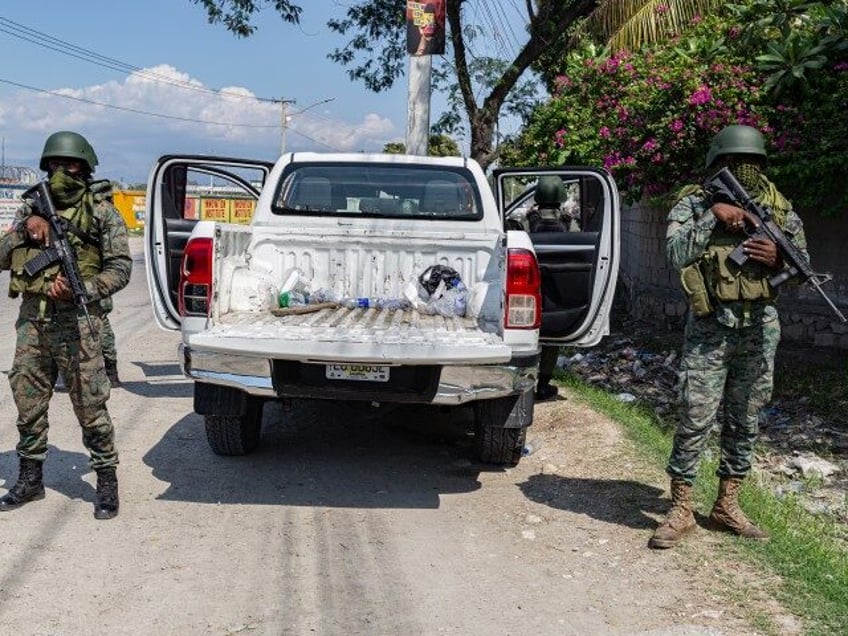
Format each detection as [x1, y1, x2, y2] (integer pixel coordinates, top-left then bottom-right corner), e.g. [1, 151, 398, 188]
[421, 180, 459, 214]
[294, 176, 332, 210]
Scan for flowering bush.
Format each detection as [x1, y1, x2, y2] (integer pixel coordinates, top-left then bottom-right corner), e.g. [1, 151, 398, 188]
[504, 25, 783, 202]
[502, 3, 847, 213]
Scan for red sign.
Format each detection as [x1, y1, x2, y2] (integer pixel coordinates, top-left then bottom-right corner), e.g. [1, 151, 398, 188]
[407, 1, 445, 56]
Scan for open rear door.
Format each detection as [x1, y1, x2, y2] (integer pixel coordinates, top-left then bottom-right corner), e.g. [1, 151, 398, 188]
[144, 155, 273, 330]
[493, 168, 620, 347]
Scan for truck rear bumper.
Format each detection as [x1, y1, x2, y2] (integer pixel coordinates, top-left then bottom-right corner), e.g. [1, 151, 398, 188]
[180, 345, 538, 405]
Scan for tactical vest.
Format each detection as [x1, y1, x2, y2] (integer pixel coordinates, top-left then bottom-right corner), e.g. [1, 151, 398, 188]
[8, 191, 102, 298]
[700, 225, 775, 303]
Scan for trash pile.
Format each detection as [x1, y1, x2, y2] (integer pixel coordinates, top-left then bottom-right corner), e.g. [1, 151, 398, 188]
[273, 264, 472, 318]
[558, 330, 848, 525]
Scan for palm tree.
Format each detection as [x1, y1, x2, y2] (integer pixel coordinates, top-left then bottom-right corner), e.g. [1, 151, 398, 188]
[589, 0, 722, 51]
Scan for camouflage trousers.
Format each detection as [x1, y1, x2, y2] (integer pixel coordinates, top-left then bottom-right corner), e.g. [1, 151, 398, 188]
[667, 314, 780, 484]
[7, 312, 118, 470]
[101, 312, 116, 363]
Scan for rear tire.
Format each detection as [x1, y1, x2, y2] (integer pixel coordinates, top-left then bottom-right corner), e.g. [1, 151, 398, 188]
[473, 396, 528, 466]
[204, 398, 263, 456]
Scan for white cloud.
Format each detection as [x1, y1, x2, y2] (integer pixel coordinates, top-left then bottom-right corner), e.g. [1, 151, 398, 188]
[0, 65, 397, 182]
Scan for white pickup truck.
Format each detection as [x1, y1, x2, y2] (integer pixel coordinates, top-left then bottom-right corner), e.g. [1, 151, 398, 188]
[144, 152, 620, 465]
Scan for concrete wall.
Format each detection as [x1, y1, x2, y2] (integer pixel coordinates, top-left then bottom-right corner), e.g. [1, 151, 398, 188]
[618, 200, 848, 349]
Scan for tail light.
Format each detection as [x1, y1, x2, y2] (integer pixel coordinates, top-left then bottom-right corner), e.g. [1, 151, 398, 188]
[505, 248, 541, 329]
[179, 237, 213, 317]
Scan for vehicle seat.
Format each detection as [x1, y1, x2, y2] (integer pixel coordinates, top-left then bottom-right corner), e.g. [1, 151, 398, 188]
[420, 180, 459, 215]
[293, 176, 333, 210]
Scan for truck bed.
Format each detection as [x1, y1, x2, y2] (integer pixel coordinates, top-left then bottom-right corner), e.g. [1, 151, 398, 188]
[187, 305, 512, 365]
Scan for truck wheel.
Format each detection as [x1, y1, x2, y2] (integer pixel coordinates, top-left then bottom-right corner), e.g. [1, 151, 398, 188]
[473, 397, 527, 466]
[204, 399, 263, 456]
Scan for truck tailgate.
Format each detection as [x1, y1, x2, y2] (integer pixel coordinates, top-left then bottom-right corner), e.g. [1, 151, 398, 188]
[188, 306, 512, 365]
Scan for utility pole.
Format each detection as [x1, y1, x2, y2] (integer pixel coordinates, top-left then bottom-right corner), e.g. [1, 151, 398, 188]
[406, 55, 431, 156]
[277, 97, 296, 156]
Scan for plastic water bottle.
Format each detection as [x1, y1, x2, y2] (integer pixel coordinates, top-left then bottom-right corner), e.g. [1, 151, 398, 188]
[343, 297, 370, 309]
[522, 437, 541, 457]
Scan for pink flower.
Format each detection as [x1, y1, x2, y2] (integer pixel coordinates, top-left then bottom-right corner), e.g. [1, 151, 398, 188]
[670, 119, 684, 132]
[554, 75, 573, 91]
[599, 126, 611, 139]
[690, 14, 702, 25]
[689, 85, 713, 106]
[835, 61, 848, 72]
[642, 139, 658, 152]
[554, 129, 567, 148]
[655, 3, 669, 15]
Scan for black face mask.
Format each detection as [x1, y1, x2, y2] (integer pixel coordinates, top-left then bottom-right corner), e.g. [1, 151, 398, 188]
[48, 166, 88, 208]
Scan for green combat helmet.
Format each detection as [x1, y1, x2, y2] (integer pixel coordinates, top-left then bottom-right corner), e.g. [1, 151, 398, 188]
[705, 125, 766, 169]
[534, 175, 565, 209]
[39, 130, 99, 172]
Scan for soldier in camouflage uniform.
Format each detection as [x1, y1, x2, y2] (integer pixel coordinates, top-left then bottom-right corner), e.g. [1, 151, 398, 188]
[649, 125, 808, 549]
[0, 131, 132, 520]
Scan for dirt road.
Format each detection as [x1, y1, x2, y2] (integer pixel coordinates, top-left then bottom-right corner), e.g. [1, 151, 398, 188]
[0, 238, 765, 635]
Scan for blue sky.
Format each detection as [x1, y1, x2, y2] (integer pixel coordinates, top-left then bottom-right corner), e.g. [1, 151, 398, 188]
[0, 1, 532, 184]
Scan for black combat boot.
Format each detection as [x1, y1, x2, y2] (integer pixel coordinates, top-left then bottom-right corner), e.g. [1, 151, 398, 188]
[94, 468, 119, 520]
[535, 374, 559, 401]
[104, 359, 121, 388]
[0, 458, 45, 510]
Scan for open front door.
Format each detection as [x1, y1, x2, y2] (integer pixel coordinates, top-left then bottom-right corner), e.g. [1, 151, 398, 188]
[494, 167, 620, 347]
[144, 155, 273, 330]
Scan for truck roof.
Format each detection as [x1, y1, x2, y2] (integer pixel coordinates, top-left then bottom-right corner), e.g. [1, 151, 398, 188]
[283, 152, 477, 170]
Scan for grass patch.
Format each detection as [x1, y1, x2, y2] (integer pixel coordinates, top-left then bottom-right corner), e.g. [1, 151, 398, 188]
[559, 371, 848, 636]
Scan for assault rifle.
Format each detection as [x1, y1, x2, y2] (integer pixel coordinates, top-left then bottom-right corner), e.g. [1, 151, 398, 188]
[705, 167, 846, 323]
[22, 181, 95, 332]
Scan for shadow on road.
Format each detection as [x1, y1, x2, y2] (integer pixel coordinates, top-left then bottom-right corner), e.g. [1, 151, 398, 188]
[118, 360, 193, 398]
[143, 401, 485, 509]
[0, 445, 96, 503]
[519, 473, 666, 529]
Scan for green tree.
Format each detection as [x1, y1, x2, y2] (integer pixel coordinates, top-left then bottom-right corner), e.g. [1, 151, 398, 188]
[382, 134, 460, 157]
[191, 0, 605, 169]
[507, 1, 848, 214]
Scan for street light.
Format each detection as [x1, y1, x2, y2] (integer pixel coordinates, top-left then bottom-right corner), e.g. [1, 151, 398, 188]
[277, 97, 335, 155]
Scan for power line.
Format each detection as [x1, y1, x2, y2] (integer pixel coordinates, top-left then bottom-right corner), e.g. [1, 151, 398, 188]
[0, 16, 381, 152]
[0, 77, 346, 151]
[491, 1, 523, 55]
[0, 77, 279, 128]
[0, 16, 279, 104]
[477, 1, 514, 60]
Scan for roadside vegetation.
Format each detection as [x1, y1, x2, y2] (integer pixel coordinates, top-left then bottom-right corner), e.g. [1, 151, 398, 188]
[503, 1, 848, 216]
[558, 368, 848, 636]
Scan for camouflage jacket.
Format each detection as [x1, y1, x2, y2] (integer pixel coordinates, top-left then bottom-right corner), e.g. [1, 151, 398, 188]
[0, 180, 132, 319]
[666, 188, 808, 329]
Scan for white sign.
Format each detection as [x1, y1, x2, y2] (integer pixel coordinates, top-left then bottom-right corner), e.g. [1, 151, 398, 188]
[0, 185, 27, 226]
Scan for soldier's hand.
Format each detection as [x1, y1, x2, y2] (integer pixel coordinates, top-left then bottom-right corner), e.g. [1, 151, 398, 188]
[24, 216, 50, 245]
[47, 275, 74, 302]
[742, 237, 780, 268]
[711, 202, 746, 232]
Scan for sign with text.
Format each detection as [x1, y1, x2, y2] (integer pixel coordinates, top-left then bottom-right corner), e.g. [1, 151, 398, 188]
[200, 198, 230, 222]
[231, 199, 256, 224]
[0, 185, 27, 227]
[407, 1, 445, 56]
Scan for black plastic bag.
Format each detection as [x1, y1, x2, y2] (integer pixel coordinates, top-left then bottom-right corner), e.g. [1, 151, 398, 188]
[418, 265, 462, 295]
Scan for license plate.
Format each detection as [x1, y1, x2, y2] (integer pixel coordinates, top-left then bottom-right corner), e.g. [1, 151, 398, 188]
[326, 364, 390, 382]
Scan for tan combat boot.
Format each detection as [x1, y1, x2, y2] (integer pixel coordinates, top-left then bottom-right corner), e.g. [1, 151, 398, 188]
[708, 476, 769, 541]
[649, 479, 696, 549]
